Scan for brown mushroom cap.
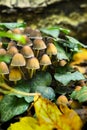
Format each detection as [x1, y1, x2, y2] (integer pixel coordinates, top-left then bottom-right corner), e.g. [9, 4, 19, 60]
[9, 68, 22, 81]
[0, 48, 6, 55]
[7, 41, 16, 50]
[46, 43, 57, 56]
[0, 62, 9, 74]
[26, 57, 40, 70]
[12, 28, 23, 34]
[11, 53, 26, 66]
[0, 42, 2, 48]
[21, 46, 34, 58]
[7, 46, 18, 56]
[17, 35, 33, 47]
[33, 39, 46, 50]
[40, 54, 51, 66]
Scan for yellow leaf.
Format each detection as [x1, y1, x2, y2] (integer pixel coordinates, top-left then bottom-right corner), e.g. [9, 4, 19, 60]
[7, 117, 38, 130]
[8, 96, 83, 130]
[70, 48, 87, 65]
[59, 104, 83, 130]
[34, 95, 83, 130]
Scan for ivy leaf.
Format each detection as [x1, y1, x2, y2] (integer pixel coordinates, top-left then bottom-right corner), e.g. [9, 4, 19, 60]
[0, 31, 26, 44]
[40, 26, 60, 38]
[0, 22, 26, 30]
[0, 95, 29, 122]
[66, 36, 87, 51]
[54, 71, 85, 86]
[35, 86, 55, 100]
[0, 55, 12, 63]
[30, 72, 52, 91]
[70, 86, 87, 103]
[54, 41, 69, 60]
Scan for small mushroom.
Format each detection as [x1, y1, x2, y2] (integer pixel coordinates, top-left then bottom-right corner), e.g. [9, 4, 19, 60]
[21, 46, 34, 58]
[26, 57, 40, 78]
[17, 35, 33, 47]
[46, 43, 57, 58]
[11, 53, 26, 67]
[7, 46, 18, 57]
[12, 28, 23, 34]
[7, 41, 16, 50]
[0, 62, 9, 80]
[9, 68, 22, 84]
[11, 53, 26, 78]
[0, 48, 6, 55]
[33, 39, 46, 57]
[0, 42, 2, 48]
[40, 54, 51, 71]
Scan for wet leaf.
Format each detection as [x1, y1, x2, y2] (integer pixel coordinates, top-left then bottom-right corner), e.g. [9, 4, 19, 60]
[54, 71, 85, 86]
[0, 95, 29, 122]
[71, 86, 87, 103]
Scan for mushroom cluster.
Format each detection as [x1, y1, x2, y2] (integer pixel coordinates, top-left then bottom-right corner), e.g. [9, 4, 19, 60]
[0, 27, 59, 84]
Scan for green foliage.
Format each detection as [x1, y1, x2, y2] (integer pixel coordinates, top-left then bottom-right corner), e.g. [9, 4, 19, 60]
[54, 71, 85, 86]
[0, 22, 26, 30]
[29, 72, 55, 100]
[0, 55, 12, 63]
[70, 86, 87, 103]
[0, 31, 26, 44]
[0, 95, 29, 122]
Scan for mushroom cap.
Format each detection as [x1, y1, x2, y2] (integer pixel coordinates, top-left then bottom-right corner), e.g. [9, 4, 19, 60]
[7, 41, 16, 50]
[33, 39, 46, 50]
[26, 57, 40, 69]
[12, 28, 23, 34]
[24, 27, 42, 38]
[21, 46, 34, 58]
[9, 68, 22, 81]
[0, 48, 6, 55]
[7, 46, 18, 56]
[46, 43, 57, 56]
[40, 54, 51, 65]
[11, 53, 26, 66]
[0, 42, 2, 48]
[17, 35, 33, 47]
[0, 62, 9, 74]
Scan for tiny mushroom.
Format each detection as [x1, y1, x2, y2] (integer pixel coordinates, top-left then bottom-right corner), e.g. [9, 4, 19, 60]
[46, 43, 57, 58]
[0, 62, 9, 80]
[33, 39, 46, 57]
[26, 57, 40, 78]
[0, 48, 6, 55]
[9, 68, 22, 84]
[40, 54, 51, 71]
[11, 53, 26, 78]
[21, 45, 34, 58]
[11, 53, 26, 67]
[17, 35, 33, 47]
[7, 46, 18, 57]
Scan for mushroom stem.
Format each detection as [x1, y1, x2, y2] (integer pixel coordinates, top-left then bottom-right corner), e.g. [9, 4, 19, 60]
[42, 65, 47, 71]
[0, 82, 41, 96]
[36, 50, 39, 57]
[18, 66, 25, 79]
[30, 69, 34, 78]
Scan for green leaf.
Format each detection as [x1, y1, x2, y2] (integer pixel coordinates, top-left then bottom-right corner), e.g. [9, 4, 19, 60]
[35, 86, 55, 100]
[30, 72, 52, 91]
[70, 86, 87, 103]
[0, 55, 12, 63]
[14, 81, 34, 103]
[0, 95, 29, 122]
[29, 72, 54, 99]
[0, 31, 26, 44]
[0, 22, 26, 30]
[54, 41, 69, 60]
[40, 26, 60, 38]
[54, 71, 85, 86]
[66, 36, 87, 51]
